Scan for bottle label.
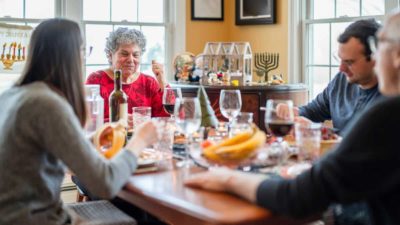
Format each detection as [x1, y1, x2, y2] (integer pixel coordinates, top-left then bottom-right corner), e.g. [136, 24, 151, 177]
[119, 103, 128, 125]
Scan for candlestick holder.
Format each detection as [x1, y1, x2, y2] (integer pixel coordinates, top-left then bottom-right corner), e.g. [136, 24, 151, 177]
[254, 52, 279, 84]
[1, 53, 24, 70]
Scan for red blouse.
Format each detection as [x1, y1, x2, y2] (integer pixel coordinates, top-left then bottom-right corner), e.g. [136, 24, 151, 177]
[86, 70, 169, 122]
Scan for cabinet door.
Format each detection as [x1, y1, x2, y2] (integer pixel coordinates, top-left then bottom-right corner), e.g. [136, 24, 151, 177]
[205, 91, 262, 128]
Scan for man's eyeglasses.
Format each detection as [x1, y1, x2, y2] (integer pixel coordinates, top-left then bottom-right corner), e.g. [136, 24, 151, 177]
[332, 51, 366, 68]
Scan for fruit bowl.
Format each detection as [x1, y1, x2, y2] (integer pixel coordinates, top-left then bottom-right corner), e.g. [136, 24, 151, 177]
[190, 125, 269, 169]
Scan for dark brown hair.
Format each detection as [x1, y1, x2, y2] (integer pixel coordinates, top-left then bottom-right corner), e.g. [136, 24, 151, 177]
[16, 18, 87, 126]
[338, 19, 381, 61]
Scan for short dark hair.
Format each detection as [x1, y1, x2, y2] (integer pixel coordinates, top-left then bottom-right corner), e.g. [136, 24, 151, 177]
[338, 19, 381, 61]
[16, 18, 87, 126]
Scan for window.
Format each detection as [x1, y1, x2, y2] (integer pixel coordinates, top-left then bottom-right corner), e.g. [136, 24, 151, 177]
[301, 0, 398, 99]
[83, 0, 167, 78]
[0, 0, 58, 26]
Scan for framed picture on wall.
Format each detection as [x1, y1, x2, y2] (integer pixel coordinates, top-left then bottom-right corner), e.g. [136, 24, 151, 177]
[235, 0, 276, 25]
[191, 0, 224, 21]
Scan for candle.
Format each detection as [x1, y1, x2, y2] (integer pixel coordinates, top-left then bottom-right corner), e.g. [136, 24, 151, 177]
[12, 42, 16, 58]
[22, 46, 25, 59]
[8, 42, 12, 55]
[17, 43, 21, 59]
[2, 43, 6, 55]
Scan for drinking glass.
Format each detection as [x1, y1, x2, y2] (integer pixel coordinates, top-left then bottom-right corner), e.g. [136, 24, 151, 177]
[132, 106, 151, 132]
[162, 87, 182, 117]
[174, 97, 202, 168]
[219, 89, 242, 137]
[265, 99, 294, 166]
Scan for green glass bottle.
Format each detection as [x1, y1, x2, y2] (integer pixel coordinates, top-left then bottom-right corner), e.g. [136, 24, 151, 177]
[109, 69, 128, 124]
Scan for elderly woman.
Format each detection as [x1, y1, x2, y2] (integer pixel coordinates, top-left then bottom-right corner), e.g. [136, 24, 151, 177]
[86, 27, 169, 122]
[186, 12, 400, 225]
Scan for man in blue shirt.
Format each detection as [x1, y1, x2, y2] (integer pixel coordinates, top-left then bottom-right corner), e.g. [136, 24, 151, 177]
[278, 19, 381, 134]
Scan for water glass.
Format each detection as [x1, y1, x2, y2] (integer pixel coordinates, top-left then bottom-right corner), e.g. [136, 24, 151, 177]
[295, 123, 321, 162]
[232, 112, 253, 135]
[84, 84, 104, 138]
[132, 106, 151, 131]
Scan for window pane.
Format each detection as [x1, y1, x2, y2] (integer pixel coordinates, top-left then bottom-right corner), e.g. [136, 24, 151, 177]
[331, 22, 351, 66]
[25, 0, 54, 19]
[138, 0, 163, 23]
[309, 67, 330, 99]
[0, 0, 23, 18]
[362, 0, 384, 16]
[337, 0, 360, 17]
[140, 63, 153, 77]
[114, 25, 140, 31]
[85, 24, 113, 65]
[84, 0, 110, 21]
[311, 0, 334, 19]
[141, 26, 165, 65]
[112, 0, 138, 22]
[308, 24, 330, 65]
[86, 65, 107, 78]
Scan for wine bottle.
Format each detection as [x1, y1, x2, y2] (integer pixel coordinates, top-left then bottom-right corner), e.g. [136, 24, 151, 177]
[109, 69, 128, 124]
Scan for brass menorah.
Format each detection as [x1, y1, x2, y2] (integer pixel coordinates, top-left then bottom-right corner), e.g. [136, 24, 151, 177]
[1, 42, 26, 70]
[254, 52, 279, 83]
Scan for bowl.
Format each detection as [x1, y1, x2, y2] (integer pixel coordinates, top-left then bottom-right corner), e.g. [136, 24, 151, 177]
[320, 139, 341, 155]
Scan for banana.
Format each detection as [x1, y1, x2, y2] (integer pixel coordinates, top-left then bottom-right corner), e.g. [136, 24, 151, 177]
[215, 129, 266, 160]
[203, 131, 253, 153]
[202, 126, 266, 162]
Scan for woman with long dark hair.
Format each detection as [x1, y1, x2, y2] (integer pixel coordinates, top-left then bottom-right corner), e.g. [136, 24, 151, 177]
[0, 18, 158, 225]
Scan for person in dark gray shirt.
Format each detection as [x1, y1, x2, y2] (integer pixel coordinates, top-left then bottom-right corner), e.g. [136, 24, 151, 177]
[278, 19, 381, 135]
[185, 12, 400, 225]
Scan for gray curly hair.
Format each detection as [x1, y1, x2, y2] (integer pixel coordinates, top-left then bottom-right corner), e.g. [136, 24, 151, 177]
[105, 27, 147, 65]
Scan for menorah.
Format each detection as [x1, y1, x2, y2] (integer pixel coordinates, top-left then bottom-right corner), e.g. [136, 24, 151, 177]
[254, 52, 279, 83]
[1, 42, 26, 70]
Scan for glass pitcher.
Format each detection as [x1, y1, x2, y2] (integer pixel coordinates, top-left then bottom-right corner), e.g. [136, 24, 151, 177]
[84, 84, 104, 137]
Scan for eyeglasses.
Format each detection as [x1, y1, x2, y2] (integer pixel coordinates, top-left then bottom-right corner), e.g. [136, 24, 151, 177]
[332, 51, 366, 68]
[368, 35, 400, 55]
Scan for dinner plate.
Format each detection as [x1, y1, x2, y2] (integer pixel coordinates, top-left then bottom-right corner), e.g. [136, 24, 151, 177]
[137, 148, 161, 167]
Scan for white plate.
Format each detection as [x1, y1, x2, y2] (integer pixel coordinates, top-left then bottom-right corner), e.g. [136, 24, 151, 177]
[138, 158, 156, 167]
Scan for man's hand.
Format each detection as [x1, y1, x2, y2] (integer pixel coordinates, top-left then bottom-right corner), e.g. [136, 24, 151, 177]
[276, 103, 300, 119]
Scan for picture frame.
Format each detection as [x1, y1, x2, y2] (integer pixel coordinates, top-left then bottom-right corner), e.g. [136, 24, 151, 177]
[191, 0, 224, 21]
[235, 0, 276, 25]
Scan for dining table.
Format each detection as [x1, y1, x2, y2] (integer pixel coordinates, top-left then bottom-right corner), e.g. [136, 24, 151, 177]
[117, 159, 320, 225]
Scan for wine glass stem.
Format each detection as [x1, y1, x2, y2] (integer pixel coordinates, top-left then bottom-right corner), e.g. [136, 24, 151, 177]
[228, 118, 233, 138]
[185, 133, 192, 168]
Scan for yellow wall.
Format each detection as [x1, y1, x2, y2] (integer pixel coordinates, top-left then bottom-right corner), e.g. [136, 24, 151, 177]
[186, 0, 288, 80]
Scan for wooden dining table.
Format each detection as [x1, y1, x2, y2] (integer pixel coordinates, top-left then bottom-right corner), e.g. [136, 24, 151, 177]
[117, 160, 318, 225]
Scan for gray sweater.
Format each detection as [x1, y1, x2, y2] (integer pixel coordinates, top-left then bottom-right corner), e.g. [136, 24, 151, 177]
[0, 82, 138, 225]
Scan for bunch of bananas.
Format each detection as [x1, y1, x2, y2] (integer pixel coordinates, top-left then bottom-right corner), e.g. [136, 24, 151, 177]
[203, 125, 266, 163]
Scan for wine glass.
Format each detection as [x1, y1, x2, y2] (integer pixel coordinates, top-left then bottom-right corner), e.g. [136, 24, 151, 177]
[219, 89, 242, 137]
[162, 87, 182, 117]
[174, 97, 202, 168]
[265, 99, 294, 166]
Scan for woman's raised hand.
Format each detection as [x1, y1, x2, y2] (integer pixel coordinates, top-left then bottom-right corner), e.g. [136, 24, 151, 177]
[152, 59, 167, 89]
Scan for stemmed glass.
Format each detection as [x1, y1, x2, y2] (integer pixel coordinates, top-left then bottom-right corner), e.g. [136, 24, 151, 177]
[219, 89, 242, 137]
[162, 87, 182, 117]
[265, 99, 294, 166]
[174, 97, 202, 168]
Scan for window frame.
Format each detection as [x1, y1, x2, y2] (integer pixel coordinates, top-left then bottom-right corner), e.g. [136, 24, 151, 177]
[289, 0, 398, 99]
